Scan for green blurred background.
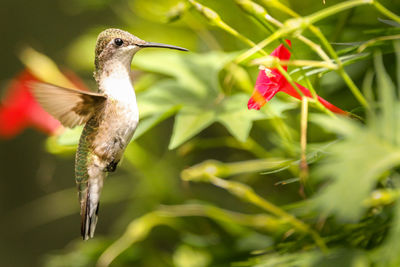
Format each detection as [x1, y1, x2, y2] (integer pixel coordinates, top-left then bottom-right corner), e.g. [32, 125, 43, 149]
[1, 0, 400, 266]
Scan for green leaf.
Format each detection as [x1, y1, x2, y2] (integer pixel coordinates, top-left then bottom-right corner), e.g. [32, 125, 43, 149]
[310, 47, 400, 221]
[395, 40, 400, 95]
[311, 115, 400, 221]
[134, 51, 235, 98]
[216, 94, 266, 142]
[137, 80, 185, 118]
[132, 106, 179, 141]
[169, 107, 216, 149]
[373, 200, 400, 267]
[374, 50, 397, 145]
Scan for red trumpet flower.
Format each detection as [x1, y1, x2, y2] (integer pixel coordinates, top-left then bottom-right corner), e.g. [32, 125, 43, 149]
[248, 40, 347, 115]
[0, 70, 61, 138]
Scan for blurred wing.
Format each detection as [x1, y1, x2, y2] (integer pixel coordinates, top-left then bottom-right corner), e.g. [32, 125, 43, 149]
[31, 82, 107, 128]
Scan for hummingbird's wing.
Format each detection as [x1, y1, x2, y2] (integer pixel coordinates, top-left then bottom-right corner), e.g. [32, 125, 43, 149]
[31, 82, 107, 128]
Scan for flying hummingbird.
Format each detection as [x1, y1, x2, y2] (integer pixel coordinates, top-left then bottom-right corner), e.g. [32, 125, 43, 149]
[32, 28, 188, 240]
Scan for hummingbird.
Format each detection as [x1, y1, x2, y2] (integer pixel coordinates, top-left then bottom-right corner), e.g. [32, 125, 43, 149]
[32, 28, 188, 240]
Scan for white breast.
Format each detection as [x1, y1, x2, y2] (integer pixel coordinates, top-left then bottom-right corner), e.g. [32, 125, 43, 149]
[102, 75, 136, 101]
[100, 73, 140, 139]
[94, 75, 139, 162]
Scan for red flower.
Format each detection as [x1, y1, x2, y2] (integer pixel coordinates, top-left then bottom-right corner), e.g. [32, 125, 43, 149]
[248, 40, 347, 115]
[0, 70, 61, 138]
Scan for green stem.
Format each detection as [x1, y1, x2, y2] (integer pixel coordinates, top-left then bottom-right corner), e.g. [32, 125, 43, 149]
[254, 58, 338, 70]
[363, 189, 400, 207]
[339, 67, 369, 108]
[296, 35, 331, 62]
[276, 65, 305, 98]
[299, 97, 312, 196]
[394, 40, 400, 96]
[301, 68, 335, 118]
[97, 212, 171, 267]
[183, 173, 327, 251]
[181, 158, 293, 180]
[307, 0, 371, 24]
[235, 0, 275, 33]
[184, 12, 222, 50]
[245, 137, 272, 158]
[97, 204, 292, 267]
[225, 62, 254, 93]
[188, 0, 267, 55]
[236, 29, 286, 63]
[259, 0, 299, 18]
[373, 1, 400, 24]
[262, 11, 332, 63]
[235, 0, 291, 47]
[263, 105, 295, 149]
[178, 136, 271, 158]
[309, 26, 370, 109]
[219, 21, 260, 49]
[276, 64, 337, 116]
[159, 204, 288, 232]
[259, 1, 340, 64]
[358, 34, 400, 53]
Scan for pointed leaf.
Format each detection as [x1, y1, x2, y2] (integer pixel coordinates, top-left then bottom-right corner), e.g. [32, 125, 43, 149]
[137, 80, 186, 118]
[312, 115, 400, 221]
[373, 200, 400, 266]
[217, 94, 266, 142]
[169, 107, 216, 149]
[135, 51, 235, 98]
[132, 106, 179, 141]
[374, 50, 397, 144]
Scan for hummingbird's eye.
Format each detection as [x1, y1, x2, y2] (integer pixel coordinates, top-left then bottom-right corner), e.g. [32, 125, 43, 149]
[114, 38, 124, 46]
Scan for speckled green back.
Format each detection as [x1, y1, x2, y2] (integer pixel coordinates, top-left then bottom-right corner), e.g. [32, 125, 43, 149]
[75, 118, 97, 204]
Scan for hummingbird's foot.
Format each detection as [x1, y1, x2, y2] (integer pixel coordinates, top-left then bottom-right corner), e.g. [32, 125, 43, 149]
[105, 160, 119, 172]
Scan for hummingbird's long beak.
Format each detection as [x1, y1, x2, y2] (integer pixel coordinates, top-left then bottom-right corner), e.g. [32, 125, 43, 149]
[137, 42, 188, 51]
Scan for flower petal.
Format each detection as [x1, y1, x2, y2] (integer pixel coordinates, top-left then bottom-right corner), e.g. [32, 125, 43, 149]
[281, 81, 347, 115]
[270, 40, 291, 61]
[248, 69, 281, 110]
[248, 90, 267, 110]
[0, 105, 29, 138]
[315, 94, 348, 115]
[0, 70, 61, 138]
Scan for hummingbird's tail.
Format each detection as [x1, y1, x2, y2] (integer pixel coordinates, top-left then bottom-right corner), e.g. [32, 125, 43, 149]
[79, 167, 106, 240]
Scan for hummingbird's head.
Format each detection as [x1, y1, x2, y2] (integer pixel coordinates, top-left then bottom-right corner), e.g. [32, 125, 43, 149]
[94, 28, 188, 80]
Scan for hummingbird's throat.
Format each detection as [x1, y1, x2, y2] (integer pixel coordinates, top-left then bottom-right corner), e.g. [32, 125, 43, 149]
[94, 45, 139, 85]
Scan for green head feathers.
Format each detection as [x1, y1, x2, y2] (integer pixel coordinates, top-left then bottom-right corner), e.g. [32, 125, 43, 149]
[95, 29, 145, 60]
[94, 29, 145, 74]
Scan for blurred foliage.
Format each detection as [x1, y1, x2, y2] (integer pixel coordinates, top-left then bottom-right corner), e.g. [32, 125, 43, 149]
[3, 0, 400, 266]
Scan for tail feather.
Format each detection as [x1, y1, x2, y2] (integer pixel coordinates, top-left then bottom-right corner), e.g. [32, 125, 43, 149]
[80, 172, 104, 240]
[81, 191, 100, 240]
